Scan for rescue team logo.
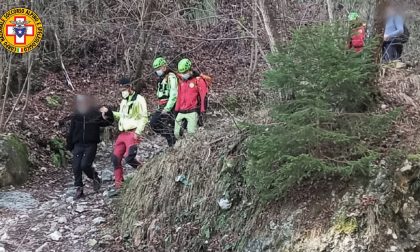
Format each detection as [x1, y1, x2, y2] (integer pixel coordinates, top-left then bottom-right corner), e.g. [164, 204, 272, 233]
[0, 8, 43, 54]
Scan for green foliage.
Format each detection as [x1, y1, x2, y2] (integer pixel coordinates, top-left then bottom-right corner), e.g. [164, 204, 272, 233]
[45, 95, 62, 109]
[49, 137, 67, 168]
[245, 23, 397, 201]
[333, 214, 358, 234]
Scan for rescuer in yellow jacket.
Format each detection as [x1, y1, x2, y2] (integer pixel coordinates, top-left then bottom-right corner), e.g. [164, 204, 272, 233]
[101, 77, 148, 189]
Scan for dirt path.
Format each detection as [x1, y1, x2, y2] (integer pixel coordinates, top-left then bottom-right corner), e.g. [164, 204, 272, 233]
[0, 137, 165, 252]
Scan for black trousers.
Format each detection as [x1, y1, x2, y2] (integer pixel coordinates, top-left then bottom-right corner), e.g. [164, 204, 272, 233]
[72, 143, 98, 187]
[150, 110, 176, 146]
[383, 41, 403, 62]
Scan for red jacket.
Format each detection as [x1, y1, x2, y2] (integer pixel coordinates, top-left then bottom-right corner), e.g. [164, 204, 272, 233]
[175, 77, 208, 113]
[349, 26, 365, 53]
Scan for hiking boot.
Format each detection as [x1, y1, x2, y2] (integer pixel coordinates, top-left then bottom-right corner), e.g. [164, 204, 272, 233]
[75, 187, 85, 199]
[93, 176, 102, 193]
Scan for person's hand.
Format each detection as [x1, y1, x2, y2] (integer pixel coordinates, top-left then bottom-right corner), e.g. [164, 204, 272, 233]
[99, 106, 109, 113]
[100, 106, 109, 119]
[134, 133, 141, 141]
[384, 35, 390, 41]
[161, 110, 168, 115]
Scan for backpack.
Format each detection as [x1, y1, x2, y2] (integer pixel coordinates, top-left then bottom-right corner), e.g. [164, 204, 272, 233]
[177, 72, 212, 111]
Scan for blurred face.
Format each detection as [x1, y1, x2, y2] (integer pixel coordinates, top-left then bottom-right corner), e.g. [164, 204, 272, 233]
[180, 70, 193, 80]
[155, 65, 167, 77]
[76, 95, 94, 114]
[386, 6, 397, 18]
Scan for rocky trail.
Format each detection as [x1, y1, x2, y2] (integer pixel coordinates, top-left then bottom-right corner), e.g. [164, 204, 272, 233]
[0, 136, 165, 252]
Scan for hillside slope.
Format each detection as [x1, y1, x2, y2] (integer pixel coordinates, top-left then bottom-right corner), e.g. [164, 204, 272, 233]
[120, 67, 420, 252]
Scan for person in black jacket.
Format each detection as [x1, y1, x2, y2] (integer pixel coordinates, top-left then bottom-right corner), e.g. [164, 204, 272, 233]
[66, 95, 114, 199]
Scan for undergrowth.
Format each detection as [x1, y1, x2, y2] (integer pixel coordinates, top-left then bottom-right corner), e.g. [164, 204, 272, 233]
[245, 23, 399, 201]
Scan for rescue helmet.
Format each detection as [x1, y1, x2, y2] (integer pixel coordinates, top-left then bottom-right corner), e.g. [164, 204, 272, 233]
[153, 57, 167, 69]
[178, 58, 192, 73]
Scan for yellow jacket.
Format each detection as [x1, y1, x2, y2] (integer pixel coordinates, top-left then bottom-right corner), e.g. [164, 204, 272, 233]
[113, 93, 148, 135]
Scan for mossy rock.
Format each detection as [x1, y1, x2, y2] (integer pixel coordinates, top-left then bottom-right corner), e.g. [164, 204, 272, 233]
[0, 134, 30, 188]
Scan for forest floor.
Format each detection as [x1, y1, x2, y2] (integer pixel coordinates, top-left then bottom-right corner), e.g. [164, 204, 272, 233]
[0, 135, 166, 252]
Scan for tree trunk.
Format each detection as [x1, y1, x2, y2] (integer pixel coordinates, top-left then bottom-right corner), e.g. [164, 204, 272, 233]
[326, 0, 334, 23]
[374, 0, 390, 63]
[0, 56, 13, 132]
[257, 0, 277, 53]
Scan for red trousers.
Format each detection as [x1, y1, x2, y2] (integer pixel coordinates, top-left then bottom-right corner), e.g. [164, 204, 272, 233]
[111, 131, 140, 188]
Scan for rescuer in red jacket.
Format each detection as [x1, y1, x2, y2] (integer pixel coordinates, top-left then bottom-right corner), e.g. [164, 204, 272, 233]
[174, 58, 208, 139]
[348, 12, 366, 53]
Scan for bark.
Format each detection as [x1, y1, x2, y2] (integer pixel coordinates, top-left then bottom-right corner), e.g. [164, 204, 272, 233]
[326, 0, 334, 23]
[374, 0, 390, 63]
[257, 0, 277, 53]
[0, 56, 13, 132]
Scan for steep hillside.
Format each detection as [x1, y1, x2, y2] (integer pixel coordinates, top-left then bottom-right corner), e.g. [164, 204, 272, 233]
[120, 66, 420, 252]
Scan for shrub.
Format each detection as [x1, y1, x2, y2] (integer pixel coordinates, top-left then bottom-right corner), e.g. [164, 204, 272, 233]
[245, 23, 397, 201]
[49, 137, 67, 168]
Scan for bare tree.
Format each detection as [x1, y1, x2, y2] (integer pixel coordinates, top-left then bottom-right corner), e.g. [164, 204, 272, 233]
[257, 0, 277, 53]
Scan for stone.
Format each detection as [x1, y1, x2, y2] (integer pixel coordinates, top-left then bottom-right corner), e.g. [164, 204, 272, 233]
[74, 225, 87, 234]
[57, 217, 67, 224]
[65, 188, 77, 198]
[395, 61, 407, 69]
[245, 238, 274, 252]
[65, 197, 74, 204]
[401, 160, 412, 173]
[269, 221, 278, 230]
[0, 247, 5, 252]
[102, 190, 109, 197]
[35, 242, 49, 252]
[100, 170, 113, 182]
[88, 239, 98, 247]
[0, 233, 8, 242]
[48, 231, 62, 241]
[0, 191, 38, 211]
[217, 198, 232, 210]
[101, 235, 113, 241]
[0, 134, 30, 188]
[75, 205, 85, 213]
[93, 217, 106, 225]
[49, 222, 58, 232]
[89, 227, 98, 233]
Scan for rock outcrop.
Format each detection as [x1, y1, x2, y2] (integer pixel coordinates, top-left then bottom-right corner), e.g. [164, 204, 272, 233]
[0, 134, 30, 188]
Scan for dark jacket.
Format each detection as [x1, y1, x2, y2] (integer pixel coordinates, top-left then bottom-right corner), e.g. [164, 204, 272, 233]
[66, 108, 114, 150]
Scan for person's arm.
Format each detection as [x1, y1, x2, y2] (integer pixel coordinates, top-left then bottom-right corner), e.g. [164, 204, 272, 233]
[98, 109, 114, 127]
[66, 117, 75, 151]
[112, 102, 121, 122]
[134, 96, 149, 136]
[163, 74, 178, 112]
[386, 16, 404, 39]
[197, 78, 208, 113]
